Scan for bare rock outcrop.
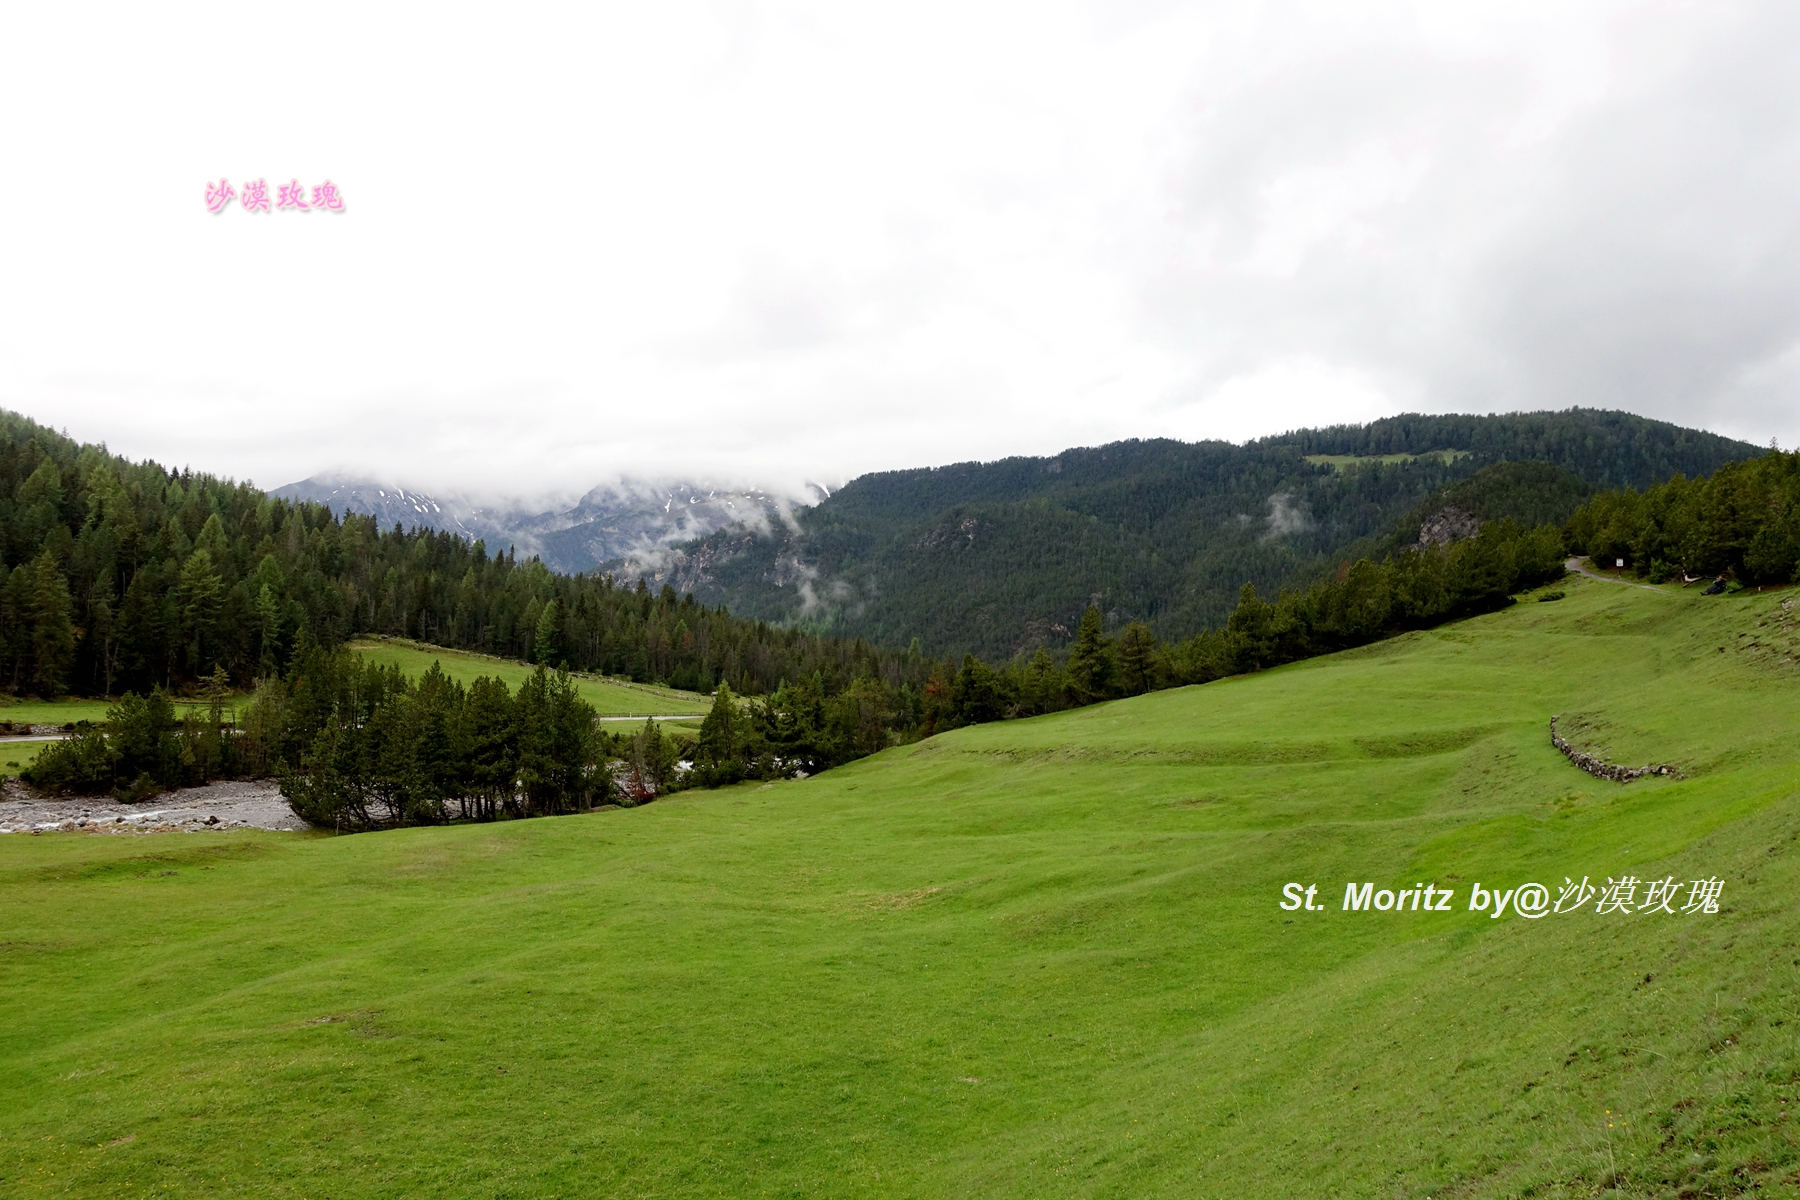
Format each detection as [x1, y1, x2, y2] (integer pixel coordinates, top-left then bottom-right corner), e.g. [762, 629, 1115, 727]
[1418, 505, 1482, 549]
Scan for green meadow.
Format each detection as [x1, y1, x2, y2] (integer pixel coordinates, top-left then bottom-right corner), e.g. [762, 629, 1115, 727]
[347, 637, 711, 717]
[0, 739, 49, 778]
[1304, 448, 1471, 471]
[0, 698, 118, 727]
[0, 696, 264, 730]
[3, 576, 1799, 1197]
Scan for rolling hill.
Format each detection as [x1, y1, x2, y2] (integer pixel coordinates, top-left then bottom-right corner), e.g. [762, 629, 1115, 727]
[609, 409, 1759, 659]
[3, 569, 1796, 1196]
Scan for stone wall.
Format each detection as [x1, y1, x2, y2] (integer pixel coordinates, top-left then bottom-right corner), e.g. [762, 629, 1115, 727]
[1550, 715, 1679, 782]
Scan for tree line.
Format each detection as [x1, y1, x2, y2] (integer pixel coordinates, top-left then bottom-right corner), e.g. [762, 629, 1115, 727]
[1566, 448, 1800, 584]
[0, 409, 934, 703]
[23, 508, 1571, 818]
[13, 400, 1786, 826]
[619, 409, 1759, 661]
[26, 645, 900, 827]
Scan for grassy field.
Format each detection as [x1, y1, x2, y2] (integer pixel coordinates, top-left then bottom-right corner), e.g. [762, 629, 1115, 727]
[3, 575, 1798, 1196]
[0, 695, 260, 729]
[348, 637, 711, 717]
[0, 739, 50, 777]
[0, 698, 118, 727]
[1304, 448, 1470, 471]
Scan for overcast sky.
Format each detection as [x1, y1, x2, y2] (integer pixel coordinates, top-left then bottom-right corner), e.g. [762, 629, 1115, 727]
[2, 1, 1796, 501]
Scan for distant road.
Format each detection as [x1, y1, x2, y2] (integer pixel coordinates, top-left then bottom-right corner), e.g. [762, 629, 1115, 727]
[595, 715, 703, 722]
[1564, 556, 1668, 593]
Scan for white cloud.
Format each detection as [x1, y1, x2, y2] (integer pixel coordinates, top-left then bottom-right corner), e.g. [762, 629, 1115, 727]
[0, 1, 1792, 501]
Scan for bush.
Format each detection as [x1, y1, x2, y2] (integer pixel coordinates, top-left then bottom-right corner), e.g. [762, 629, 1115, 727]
[23, 727, 114, 794]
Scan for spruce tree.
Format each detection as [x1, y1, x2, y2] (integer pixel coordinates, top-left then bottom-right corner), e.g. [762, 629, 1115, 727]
[534, 598, 563, 665]
[696, 681, 743, 783]
[176, 549, 223, 673]
[1022, 646, 1061, 715]
[952, 654, 1005, 723]
[28, 551, 76, 696]
[1114, 621, 1158, 695]
[1065, 605, 1113, 704]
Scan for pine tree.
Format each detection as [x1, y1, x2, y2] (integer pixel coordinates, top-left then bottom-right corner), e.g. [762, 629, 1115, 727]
[1114, 621, 1159, 695]
[28, 552, 76, 696]
[534, 597, 562, 665]
[952, 654, 1005, 723]
[461, 674, 516, 820]
[1022, 646, 1062, 715]
[88, 569, 117, 696]
[695, 681, 744, 783]
[16, 459, 67, 547]
[177, 549, 223, 673]
[1065, 605, 1113, 704]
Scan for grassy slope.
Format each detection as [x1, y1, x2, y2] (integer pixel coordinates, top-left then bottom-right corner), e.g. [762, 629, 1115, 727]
[347, 637, 711, 716]
[2, 576, 1798, 1197]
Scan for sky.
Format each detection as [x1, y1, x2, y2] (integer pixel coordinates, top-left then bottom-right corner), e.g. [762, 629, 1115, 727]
[1, 1, 1797, 503]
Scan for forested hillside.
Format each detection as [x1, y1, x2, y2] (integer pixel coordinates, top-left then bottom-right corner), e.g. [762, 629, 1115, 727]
[0, 410, 927, 701]
[16, 400, 1799, 814]
[610, 409, 1759, 660]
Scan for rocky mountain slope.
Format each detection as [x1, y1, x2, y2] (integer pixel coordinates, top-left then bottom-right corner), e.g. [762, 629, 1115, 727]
[271, 476, 812, 576]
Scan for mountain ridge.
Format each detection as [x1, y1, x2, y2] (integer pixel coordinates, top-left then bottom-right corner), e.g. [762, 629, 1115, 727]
[270, 475, 818, 576]
[603, 409, 1761, 659]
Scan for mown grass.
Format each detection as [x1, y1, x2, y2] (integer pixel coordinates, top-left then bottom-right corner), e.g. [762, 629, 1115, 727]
[2, 576, 1798, 1197]
[347, 637, 711, 716]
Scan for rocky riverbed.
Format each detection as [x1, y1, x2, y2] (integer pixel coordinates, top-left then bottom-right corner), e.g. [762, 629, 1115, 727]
[0, 778, 310, 834]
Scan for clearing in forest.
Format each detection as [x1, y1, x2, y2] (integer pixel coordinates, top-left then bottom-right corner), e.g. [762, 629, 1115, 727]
[347, 636, 711, 716]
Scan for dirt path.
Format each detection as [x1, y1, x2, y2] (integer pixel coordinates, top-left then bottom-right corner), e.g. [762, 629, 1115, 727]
[1564, 556, 1669, 593]
[0, 778, 309, 835]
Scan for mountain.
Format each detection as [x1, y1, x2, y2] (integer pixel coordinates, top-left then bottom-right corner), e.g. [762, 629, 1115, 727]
[605, 409, 1761, 659]
[265, 479, 477, 536]
[270, 476, 812, 576]
[0, 408, 916, 700]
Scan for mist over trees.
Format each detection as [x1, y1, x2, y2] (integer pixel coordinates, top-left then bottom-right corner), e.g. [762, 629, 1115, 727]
[616, 409, 1758, 661]
[0, 410, 932, 702]
[11, 406, 1797, 828]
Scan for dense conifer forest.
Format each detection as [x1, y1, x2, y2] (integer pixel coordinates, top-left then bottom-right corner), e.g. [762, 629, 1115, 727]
[11, 405, 1793, 825]
[617, 409, 1758, 660]
[0, 409, 930, 702]
[1567, 450, 1800, 584]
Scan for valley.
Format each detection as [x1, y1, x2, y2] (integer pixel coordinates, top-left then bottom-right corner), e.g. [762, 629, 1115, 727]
[3, 574, 1795, 1196]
